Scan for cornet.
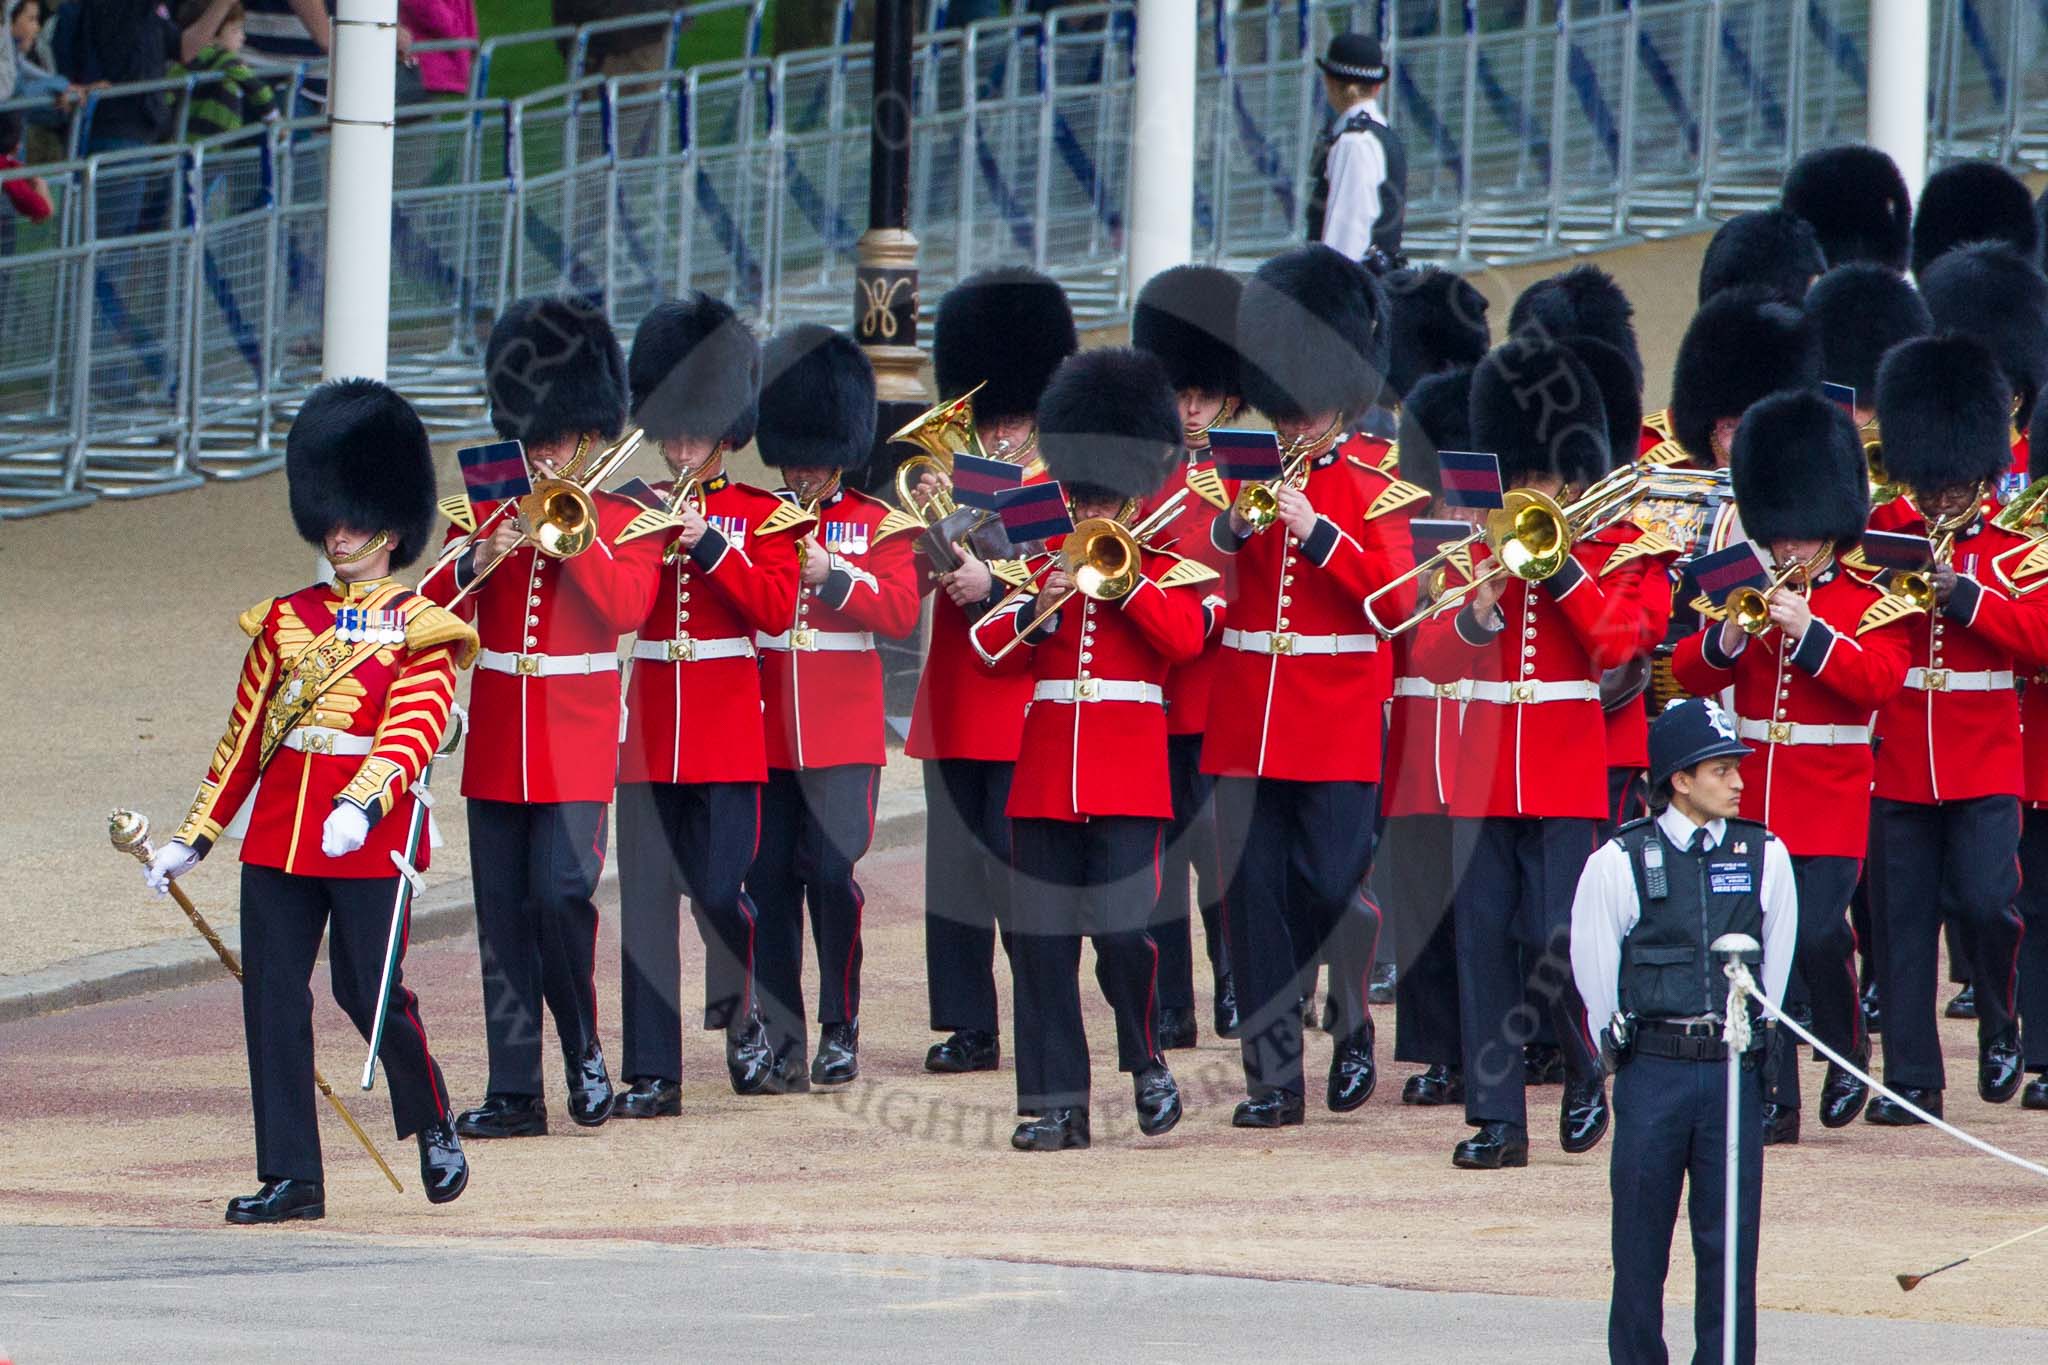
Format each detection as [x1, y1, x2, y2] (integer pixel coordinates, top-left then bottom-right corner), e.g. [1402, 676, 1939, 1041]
[1727, 546, 1830, 636]
[1232, 418, 1341, 533]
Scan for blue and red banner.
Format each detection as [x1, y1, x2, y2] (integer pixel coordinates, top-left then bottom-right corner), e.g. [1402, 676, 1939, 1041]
[1435, 450, 1505, 510]
[457, 440, 532, 506]
[1688, 541, 1771, 606]
[994, 481, 1074, 544]
[1210, 428, 1284, 482]
[951, 453, 1027, 510]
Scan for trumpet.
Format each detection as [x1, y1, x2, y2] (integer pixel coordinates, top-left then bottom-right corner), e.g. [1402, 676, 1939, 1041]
[1889, 490, 1983, 611]
[1728, 546, 1829, 636]
[1233, 419, 1340, 533]
[656, 475, 707, 563]
[974, 491, 1190, 666]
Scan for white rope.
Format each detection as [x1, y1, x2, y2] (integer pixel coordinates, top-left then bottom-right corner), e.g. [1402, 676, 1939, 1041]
[1733, 963, 2048, 1182]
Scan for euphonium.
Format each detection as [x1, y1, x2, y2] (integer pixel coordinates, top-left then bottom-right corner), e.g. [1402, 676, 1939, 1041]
[890, 383, 985, 526]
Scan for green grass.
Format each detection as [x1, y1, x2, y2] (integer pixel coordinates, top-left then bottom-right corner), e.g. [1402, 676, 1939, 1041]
[478, 1, 781, 101]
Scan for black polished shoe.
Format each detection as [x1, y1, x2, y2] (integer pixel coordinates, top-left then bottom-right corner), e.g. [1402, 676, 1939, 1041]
[1134, 1064, 1183, 1137]
[727, 1016, 775, 1096]
[925, 1028, 1000, 1074]
[1401, 1063, 1465, 1106]
[1946, 983, 1977, 1020]
[758, 1048, 812, 1095]
[1980, 1036, 2024, 1104]
[812, 1022, 859, 1086]
[1368, 961, 1396, 1006]
[226, 1178, 325, 1224]
[613, 1077, 683, 1119]
[1524, 1042, 1565, 1086]
[1011, 1108, 1090, 1151]
[1861, 982, 1883, 1035]
[1760, 1101, 1801, 1146]
[1560, 1077, 1610, 1154]
[1452, 1122, 1529, 1170]
[454, 1092, 548, 1139]
[1231, 1091, 1306, 1128]
[1819, 1058, 1871, 1129]
[1213, 972, 1241, 1040]
[1866, 1087, 1943, 1125]
[563, 1042, 615, 1127]
[2023, 1076, 2048, 1110]
[1326, 1026, 1377, 1113]
[1157, 1006, 1197, 1051]
[417, 1119, 469, 1205]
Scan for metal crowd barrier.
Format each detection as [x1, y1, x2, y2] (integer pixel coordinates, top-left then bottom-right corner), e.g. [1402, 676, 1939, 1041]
[9, 0, 2048, 518]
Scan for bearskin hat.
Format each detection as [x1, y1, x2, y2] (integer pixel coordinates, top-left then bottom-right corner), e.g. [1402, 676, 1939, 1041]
[1035, 347, 1183, 500]
[1669, 288, 1822, 462]
[1505, 265, 1641, 383]
[1470, 336, 1612, 487]
[287, 378, 438, 570]
[627, 294, 760, 449]
[1395, 365, 1474, 496]
[1697, 209, 1826, 304]
[484, 295, 628, 448]
[1730, 390, 1869, 548]
[754, 324, 876, 471]
[1383, 265, 1491, 401]
[1131, 264, 1242, 397]
[1237, 244, 1389, 423]
[1917, 241, 2048, 429]
[1910, 160, 2040, 278]
[1781, 144, 1913, 272]
[1875, 334, 2015, 491]
[1560, 335, 1642, 468]
[1803, 263, 1932, 402]
[932, 267, 1078, 422]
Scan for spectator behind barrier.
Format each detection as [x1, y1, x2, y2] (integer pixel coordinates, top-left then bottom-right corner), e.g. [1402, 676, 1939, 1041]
[397, 0, 472, 99]
[52, 0, 181, 153]
[0, 109, 56, 226]
[171, 0, 276, 138]
[10, 1, 89, 129]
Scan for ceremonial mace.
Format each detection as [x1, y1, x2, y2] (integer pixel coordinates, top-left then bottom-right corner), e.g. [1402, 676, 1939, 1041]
[108, 809, 404, 1193]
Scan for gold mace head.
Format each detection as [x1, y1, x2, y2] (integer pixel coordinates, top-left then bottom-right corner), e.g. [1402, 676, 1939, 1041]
[108, 808, 151, 857]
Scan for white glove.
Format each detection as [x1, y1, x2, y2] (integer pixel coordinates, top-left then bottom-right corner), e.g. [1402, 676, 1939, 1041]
[144, 841, 199, 896]
[321, 803, 371, 858]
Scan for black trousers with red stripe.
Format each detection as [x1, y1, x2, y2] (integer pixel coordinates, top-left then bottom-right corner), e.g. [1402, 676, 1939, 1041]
[1213, 777, 1382, 1100]
[467, 798, 606, 1099]
[2016, 808, 2048, 1072]
[923, 757, 1015, 1035]
[1765, 854, 1867, 1111]
[1008, 815, 1165, 1115]
[1154, 732, 1227, 1010]
[1377, 812, 1461, 1067]
[616, 780, 762, 1085]
[239, 863, 452, 1183]
[748, 763, 880, 1063]
[1870, 794, 2023, 1092]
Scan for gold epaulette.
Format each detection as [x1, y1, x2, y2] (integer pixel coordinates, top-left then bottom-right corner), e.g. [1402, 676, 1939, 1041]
[2007, 538, 2048, 584]
[1447, 544, 1476, 583]
[1640, 439, 1689, 468]
[1691, 592, 1727, 622]
[437, 493, 477, 533]
[1643, 408, 1673, 440]
[1377, 441, 1401, 475]
[1857, 593, 1919, 636]
[758, 502, 815, 537]
[875, 507, 923, 541]
[237, 598, 275, 639]
[990, 558, 1037, 590]
[1186, 463, 1230, 511]
[1022, 457, 1047, 481]
[1365, 478, 1430, 521]
[1155, 555, 1222, 589]
[1600, 531, 1680, 576]
[615, 506, 682, 546]
[403, 599, 482, 668]
[1839, 546, 1876, 574]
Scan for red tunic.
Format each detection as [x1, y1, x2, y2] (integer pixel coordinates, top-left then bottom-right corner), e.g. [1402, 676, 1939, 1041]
[1200, 437, 1425, 782]
[1672, 566, 1911, 857]
[1382, 633, 1461, 818]
[619, 475, 809, 786]
[970, 547, 1216, 821]
[1594, 525, 1679, 771]
[175, 579, 478, 877]
[758, 487, 921, 770]
[1134, 458, 1236, 737]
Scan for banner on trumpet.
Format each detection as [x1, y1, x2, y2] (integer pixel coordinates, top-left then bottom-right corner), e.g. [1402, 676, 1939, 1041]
[1857, 529, 1936, 571]
[1685, 541, 1772, 608]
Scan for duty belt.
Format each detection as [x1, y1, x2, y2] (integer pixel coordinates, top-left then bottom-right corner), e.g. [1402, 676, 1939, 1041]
[1221, 628, 1378, 656]
[281, 726, 376, 756]
[1392, 677, 1465, 700]
[628, 636, 755, 664]
[479, 649, 619, 677]
[1032, 678, 1164, 705]
[1905, 667, 2014, 692]
[1465, 679, 1602, 705]
[1736, 719, 1872, 746]
[754, 628, 875, 653]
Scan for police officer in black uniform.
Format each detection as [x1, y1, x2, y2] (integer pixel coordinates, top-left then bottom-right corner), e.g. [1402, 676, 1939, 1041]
[1306, 32, 1406, 272]
[1570, 699, 1797, 1365]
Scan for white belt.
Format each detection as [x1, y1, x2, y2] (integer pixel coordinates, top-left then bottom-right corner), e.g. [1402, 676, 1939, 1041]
[1032, 678, 1164, 705]
[629, 636, 756, 664]
[755, 628, 875, 653]
[1392, 677, 1466, 701]
[1222, 628, 1379, 657]
[281, 726, 376, 756]
[479, 649, 619, 677]
[1737, 719, 1872, 746]
[1904, 667, 2014, 693]
[1465, 679, 1602, 705]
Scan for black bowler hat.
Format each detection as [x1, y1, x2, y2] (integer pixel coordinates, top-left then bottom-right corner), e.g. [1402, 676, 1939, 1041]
[1649, 699, 1752, 789]
[1317, 33, 1387, 84]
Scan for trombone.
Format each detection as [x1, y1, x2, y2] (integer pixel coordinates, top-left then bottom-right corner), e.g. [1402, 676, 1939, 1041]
[1728, 546, 1830, 636]
[417, 429, 647, 608]
[1233, 419, 1341, 533]
[974, 492, 1190, 666]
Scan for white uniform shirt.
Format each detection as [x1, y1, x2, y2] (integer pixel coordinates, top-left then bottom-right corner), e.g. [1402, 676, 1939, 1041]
[1569, 806, 1798, 1034]
[1319, 97, 1389, 261]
